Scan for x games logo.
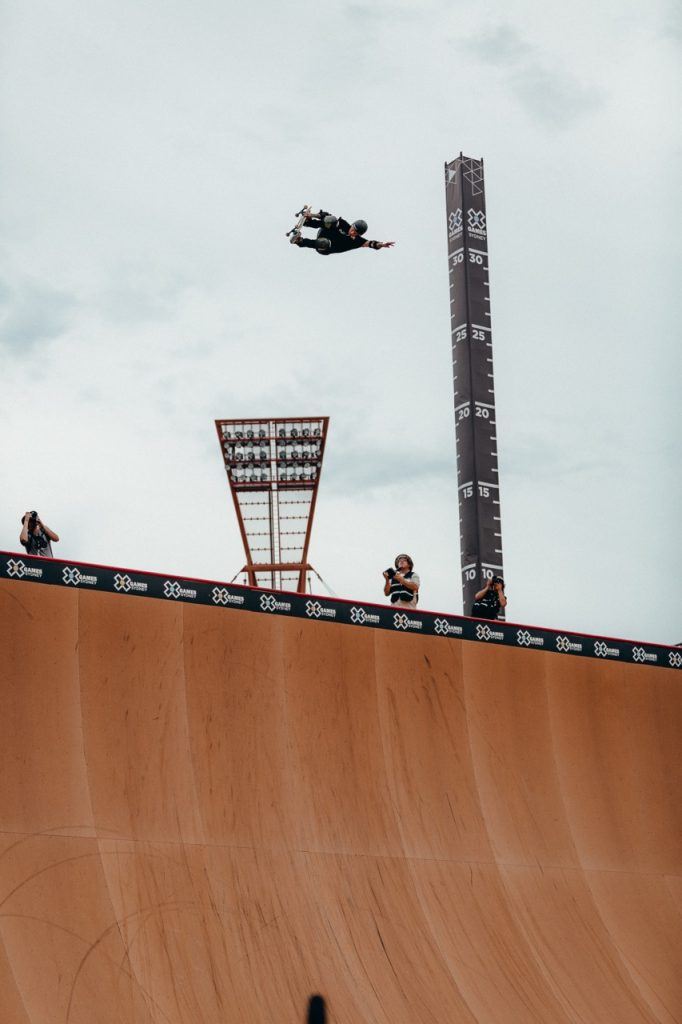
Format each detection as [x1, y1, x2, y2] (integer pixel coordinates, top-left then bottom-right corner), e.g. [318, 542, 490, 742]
[467, 209, 486, 231]
[632, 647, 657, 664]
[556, 635, 582, 654]
[516, 629, 544, 648]
[114, 574, 148, 594]
[163, 580, 197, 600]
[62, 566, 98, 587]
[475, 623, 504, 642]
[259, 593, 291, 614]
[434, 618, 463, 637]
[305, 600, 336, 620]
[211, 587, 244, 607]
[594, 641, 620, 659]
[6, 559, 28, 578]
[448, 208, 463, 236]
[393, 612, 422, 632]
[349, 606, 380, 626]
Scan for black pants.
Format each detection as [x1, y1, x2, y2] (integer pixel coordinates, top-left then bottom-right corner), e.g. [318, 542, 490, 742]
[297, 236, 333, 252]
[297, 213, 340, 255]
[470, 602, 499, 620]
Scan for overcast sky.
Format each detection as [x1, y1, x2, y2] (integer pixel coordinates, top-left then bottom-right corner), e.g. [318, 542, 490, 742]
[1, 0, 680, 644]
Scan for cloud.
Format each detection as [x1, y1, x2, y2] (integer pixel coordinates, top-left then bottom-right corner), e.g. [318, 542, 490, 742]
[326, 447, 453, 496]
[461, 23, 605, 128]
[343, 0, 421, 22]
[660, 1, 682, 40]
[97, 273, 188, 328]
[0, 276, 74, 353]
[510, 65, 605, 128]
[502, 433, 612, 483]
[464, 24, 533, 66]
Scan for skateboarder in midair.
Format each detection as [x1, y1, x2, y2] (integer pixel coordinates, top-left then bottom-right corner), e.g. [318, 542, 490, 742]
[289, 207, 395, 255]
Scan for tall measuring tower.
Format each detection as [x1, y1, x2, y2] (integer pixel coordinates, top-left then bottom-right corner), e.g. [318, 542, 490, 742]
[445, 154, 504, 615]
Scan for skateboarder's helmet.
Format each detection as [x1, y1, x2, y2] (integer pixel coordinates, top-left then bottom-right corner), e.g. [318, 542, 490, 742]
[352, 219, 368, 235]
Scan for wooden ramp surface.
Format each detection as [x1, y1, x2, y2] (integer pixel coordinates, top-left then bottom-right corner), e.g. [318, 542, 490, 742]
[1, 580, 680, 1023]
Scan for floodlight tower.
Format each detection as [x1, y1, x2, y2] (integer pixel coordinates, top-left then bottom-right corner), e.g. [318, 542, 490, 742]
[215, 416, 329, 593]
[445, 154, 505, 616]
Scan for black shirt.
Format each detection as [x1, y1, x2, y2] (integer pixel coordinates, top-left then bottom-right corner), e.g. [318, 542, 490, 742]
[318, 226, 367, 253]
[316, 215, 374, 254]
[471, 588, 502, 619]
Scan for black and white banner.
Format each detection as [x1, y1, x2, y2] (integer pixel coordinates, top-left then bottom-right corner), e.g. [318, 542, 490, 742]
[2, 552, 680, 671]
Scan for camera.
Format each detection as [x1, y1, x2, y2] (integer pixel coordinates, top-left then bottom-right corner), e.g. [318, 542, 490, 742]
[385, 567, 396, 579]
[491, 575, 504, 586]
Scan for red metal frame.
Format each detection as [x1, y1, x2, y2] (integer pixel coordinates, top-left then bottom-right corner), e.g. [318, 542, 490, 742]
[215, 416, 329, 593]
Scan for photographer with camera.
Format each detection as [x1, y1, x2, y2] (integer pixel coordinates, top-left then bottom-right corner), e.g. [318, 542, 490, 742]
[19, 511, 59, 558]
[383, 554, 420, 609]
[471, 575, 507, 620]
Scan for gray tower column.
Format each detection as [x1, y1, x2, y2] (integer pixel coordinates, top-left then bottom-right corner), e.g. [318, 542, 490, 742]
[445, 154, 504, 615]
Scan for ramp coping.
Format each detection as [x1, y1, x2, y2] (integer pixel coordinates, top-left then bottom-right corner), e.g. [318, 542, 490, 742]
[1, 551, 679, 671]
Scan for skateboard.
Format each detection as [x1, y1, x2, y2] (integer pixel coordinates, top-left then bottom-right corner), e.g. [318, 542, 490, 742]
[286, 204, 313, 238]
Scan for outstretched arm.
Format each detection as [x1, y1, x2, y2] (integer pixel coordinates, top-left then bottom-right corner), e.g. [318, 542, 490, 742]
[363, 240, 395, 249]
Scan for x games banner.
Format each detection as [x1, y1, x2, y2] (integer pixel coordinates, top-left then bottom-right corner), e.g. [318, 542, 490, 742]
[2, 552, 680, 672]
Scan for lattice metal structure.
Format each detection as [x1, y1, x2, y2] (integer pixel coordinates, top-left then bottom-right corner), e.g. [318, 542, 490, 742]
[215, 416, 329, 593]
[445, 153, 505, 616]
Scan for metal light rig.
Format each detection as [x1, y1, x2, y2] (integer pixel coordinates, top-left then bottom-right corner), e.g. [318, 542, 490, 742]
[215, 416, 329, 593]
